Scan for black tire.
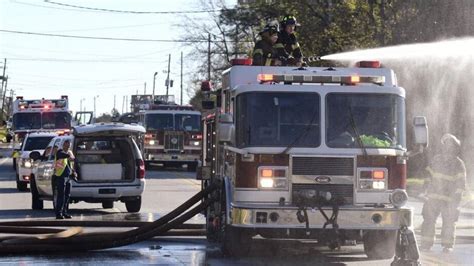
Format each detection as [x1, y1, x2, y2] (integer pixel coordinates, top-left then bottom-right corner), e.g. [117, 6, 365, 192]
[16, 174, 28, 191]
[125, 197, 141, 213]
[363, 230, 397, 260]
[102, 201, 114, 209]
[187, 162, 198, 172]
[30, 176, 44, 210]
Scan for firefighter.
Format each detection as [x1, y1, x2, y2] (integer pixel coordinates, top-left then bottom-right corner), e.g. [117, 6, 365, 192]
[420, 133, 466, 252]
[53, 140, 77, 219]
[252, 23, 280, 66]
[275, 15, 303, 66]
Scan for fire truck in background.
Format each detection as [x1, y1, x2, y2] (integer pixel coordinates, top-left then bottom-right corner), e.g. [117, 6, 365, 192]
[120, 95, 202, 171]
[198, 59, 425, 264]
[11, 96, 72, 169]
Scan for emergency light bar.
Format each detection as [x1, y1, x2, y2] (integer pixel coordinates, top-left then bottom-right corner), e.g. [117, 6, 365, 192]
[257, 74, 385, 85]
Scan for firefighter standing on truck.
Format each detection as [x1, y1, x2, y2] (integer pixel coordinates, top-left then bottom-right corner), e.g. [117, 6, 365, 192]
[275, 15, 303, 66]
[252, 23, 280, 66]
[53, 140, 76, 219]
[420, 133, 466, 253]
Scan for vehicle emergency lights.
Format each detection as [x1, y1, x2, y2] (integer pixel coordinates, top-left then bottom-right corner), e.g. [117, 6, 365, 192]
[257, 74, 385, 85]
[201, 81, 213, 92]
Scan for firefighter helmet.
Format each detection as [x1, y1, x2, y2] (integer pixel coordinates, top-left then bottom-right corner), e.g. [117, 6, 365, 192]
[440, 133, 461, 154]
[259, 23, 279, 36]
[280, 15, 301, 27]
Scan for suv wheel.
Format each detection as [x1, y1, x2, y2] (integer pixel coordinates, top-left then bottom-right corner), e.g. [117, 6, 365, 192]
[125, 197, 141, 213]
[16, 174, 28, 191]
[102, 201, 114, 209]
[30, 176, 44, 210]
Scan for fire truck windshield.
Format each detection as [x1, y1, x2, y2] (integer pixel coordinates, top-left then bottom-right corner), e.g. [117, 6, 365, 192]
[236, 92, 320, 148]
[326, 93, 406, 149]
[145, 113, 201, 132]
[12, 113, 41, 130]
[41, 112, 72, 129]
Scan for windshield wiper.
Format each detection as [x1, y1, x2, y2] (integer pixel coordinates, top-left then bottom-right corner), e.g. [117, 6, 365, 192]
[280, 108, 319, 154]
[348, 106, 368, 157]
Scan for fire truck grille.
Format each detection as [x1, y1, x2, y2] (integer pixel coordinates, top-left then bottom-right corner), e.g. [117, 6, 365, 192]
[164, 131, 184, 151]
[292, 157, 354, 176]
[292, 184, 354, 206]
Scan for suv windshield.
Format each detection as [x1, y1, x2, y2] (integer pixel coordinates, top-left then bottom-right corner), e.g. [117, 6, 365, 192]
[23, 136, 55, 151]
[236, 92, 320, 148]
[12, 113, 41, 130]
[42, 112, 72, 129]
[326, 93, 406, 149]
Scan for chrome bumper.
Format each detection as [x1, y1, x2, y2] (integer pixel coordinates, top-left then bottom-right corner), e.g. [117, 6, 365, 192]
[231, 204, 412, 230]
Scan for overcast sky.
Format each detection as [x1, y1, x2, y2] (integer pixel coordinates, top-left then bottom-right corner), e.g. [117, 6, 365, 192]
[0, 0, 235, 116]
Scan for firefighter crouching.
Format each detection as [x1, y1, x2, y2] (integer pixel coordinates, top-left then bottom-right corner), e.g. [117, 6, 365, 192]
[420, 133, 467, 252]
[252, 23, 280, 66]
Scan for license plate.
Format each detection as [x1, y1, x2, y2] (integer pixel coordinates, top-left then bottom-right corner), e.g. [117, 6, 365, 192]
[98, 188, 116, 194]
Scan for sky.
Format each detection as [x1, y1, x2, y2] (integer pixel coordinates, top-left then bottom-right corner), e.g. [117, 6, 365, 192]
[0, 0, 236, 116]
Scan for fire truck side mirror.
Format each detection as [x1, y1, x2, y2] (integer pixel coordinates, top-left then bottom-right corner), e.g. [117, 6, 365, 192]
[218, 113, 234, 144]
[413, 116, 428, 148]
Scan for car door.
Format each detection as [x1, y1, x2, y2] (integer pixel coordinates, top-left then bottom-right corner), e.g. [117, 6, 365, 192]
[36, 138, 62, 196]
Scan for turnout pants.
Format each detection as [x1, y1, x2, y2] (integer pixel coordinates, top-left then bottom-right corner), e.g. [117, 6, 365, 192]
[53, 176, 71, 216]
[420, 199, 460, 248]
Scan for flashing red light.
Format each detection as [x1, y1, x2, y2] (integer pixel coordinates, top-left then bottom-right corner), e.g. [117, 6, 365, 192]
[350, 76, 360, 83]
[373, 170, 385, 180]
[44, 105, 50, 109]
[20, 106, 25, 110]
[231, 58, 253, 66]
[145, 134, 153, 138]
[356, 61, 381, 68]
[193, 134, 203, 140]
[201, 81, 212, 92]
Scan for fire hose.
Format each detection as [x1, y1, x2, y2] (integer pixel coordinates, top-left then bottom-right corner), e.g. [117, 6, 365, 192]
[0, 182, 218, 254]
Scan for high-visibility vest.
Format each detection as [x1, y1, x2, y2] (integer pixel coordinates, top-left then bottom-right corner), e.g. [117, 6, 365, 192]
[54, 152, 74, 177]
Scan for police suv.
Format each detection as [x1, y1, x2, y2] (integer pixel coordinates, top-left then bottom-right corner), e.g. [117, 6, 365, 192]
[29, 123, 146, 212]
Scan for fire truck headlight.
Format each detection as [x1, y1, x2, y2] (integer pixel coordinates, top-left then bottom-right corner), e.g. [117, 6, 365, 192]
[24, 160, 32, 168]
[258, 166, 288, 190]
[149, 140, 155, 145]
[390, 189, 408, 208]
[191, 141, 200, 146]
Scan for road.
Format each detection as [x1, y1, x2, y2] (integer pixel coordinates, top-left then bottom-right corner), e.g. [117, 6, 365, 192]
[0, 147, 472, 265]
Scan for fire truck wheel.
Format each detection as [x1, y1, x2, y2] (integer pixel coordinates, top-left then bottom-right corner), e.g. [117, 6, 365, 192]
[363, 230, 397, 260]
[221, 226, 253, 257]
[125, 197, 142, 213]
[30, 176, 44, 210]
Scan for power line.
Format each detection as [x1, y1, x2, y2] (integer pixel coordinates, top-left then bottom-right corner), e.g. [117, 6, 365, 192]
[43, 0, 222, 14]
[0, 29, 254, 43]
[3, 57, 168, 63]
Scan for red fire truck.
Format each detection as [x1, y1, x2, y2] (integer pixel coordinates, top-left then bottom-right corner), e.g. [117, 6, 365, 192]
[198, 59, 425, 264]
[125, 95, 202, 171]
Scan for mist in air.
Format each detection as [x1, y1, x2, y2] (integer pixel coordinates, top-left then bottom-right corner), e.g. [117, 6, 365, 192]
[322, 38, 474, 183]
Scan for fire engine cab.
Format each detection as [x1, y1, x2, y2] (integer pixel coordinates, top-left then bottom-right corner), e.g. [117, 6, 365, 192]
[199, 59, 427, 263]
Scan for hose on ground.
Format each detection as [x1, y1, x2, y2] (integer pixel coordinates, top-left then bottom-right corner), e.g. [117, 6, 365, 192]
[0, 182, 217, 254]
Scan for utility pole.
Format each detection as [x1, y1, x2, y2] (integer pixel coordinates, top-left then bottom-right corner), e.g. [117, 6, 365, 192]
[144, 82, 146, 95]
[180, 51, 183, 105]
[207, 33, 211, 80]
[166, 54, 171, 99]
[122, 95, 125, 114]
[1, 77, 8, 121]
[1, 59, 6, 98]
[113, 95, 116, 110]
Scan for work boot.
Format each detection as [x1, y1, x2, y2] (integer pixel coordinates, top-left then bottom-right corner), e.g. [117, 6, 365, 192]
[443, 247, 453, 253]
[63, 213, 72, 219]
[56, 214, 64, 220]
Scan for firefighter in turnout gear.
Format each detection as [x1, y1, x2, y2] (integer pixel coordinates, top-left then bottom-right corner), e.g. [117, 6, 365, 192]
[252, 23, 280, 66]
[420, 133, 467, 252]
[53, 140, 76, 219]
[275, 15, 303, 66]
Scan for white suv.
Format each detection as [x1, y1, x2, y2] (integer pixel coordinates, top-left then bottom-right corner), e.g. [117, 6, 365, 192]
[15, 132, 57, 191]
[29, 123, 146, 212]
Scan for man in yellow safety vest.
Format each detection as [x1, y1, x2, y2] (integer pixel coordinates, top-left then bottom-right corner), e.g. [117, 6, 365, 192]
[53, 139, 76, 219]
[420, 133, 466, 252]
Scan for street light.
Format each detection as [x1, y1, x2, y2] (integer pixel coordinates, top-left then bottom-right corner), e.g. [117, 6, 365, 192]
[93, 95, 99, 118]
[152, 72, 158, 98]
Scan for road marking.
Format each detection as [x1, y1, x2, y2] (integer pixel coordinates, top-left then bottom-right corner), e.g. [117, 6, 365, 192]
[175, 172, 201, 188]
[0, 158, 10, 166]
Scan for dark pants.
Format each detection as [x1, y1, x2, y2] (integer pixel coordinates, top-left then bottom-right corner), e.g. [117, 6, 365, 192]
[53, 175, 71, 216]
[421, 199, 460, 248]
